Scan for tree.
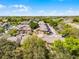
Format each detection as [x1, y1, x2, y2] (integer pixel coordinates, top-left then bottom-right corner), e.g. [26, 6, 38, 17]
[0, 27, 5, 33]
[73, 17, 79, 23]
[12, 47, 24, 59]
[68, 28, 79, 39]
[0, 38, 18, 59]
[21, 34, 51, 59]
[8, 29, 19, 36]
[58, 23, 79, 38]
[42, 18, 63, 28]
[29, 21, 39, 29]
[59, 24, 72, 37]
[52, 37, 79, 59]
[64, 37, 79, 56]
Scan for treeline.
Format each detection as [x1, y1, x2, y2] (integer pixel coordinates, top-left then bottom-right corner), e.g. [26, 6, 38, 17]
[0, 34, 79, 59]
[0, 16, 79, 59]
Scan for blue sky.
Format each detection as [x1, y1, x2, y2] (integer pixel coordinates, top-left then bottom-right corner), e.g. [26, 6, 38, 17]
[0, 0, 79, 16]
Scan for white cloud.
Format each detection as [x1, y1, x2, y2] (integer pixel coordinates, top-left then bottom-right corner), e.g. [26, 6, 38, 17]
[64, 8, 79, 16]
[12, 4, 28, 9]
[0, 4, 79, 16]
[11, 4, 31, 12]
[0, 4, 32, 16]
[37, 10, 57, 16]
[0, 4, 6, 9]
[39, 10, 45, 13]
[38, 10, 46, 15]
[37, 9, 79, 16]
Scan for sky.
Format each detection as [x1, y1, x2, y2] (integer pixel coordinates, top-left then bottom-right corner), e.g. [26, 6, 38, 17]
[0, 0, 79, 16]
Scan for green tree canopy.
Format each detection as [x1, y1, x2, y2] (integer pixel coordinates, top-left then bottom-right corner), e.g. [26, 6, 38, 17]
[0, 27, 5, 33]
[52, 37, 79, 59]
[21, 34, 51, 59]
[29, 21, 39, 29]
[8, 29, 19, 36]
[0, 38, 18, 59]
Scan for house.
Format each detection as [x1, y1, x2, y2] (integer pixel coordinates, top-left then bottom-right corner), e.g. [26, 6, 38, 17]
[7, 34, 27, 43]
[7, 36, 18, 43]
[34, 29, 44, 38]
[17, 24, 31, 34]
[2, 23, 10, 30]
[35, 22, 64, 43]
[42, 34, 64, 44]
[16, 34, 26, 43]
[9, 26, 18, 29]
[38, 21, 48, 32]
